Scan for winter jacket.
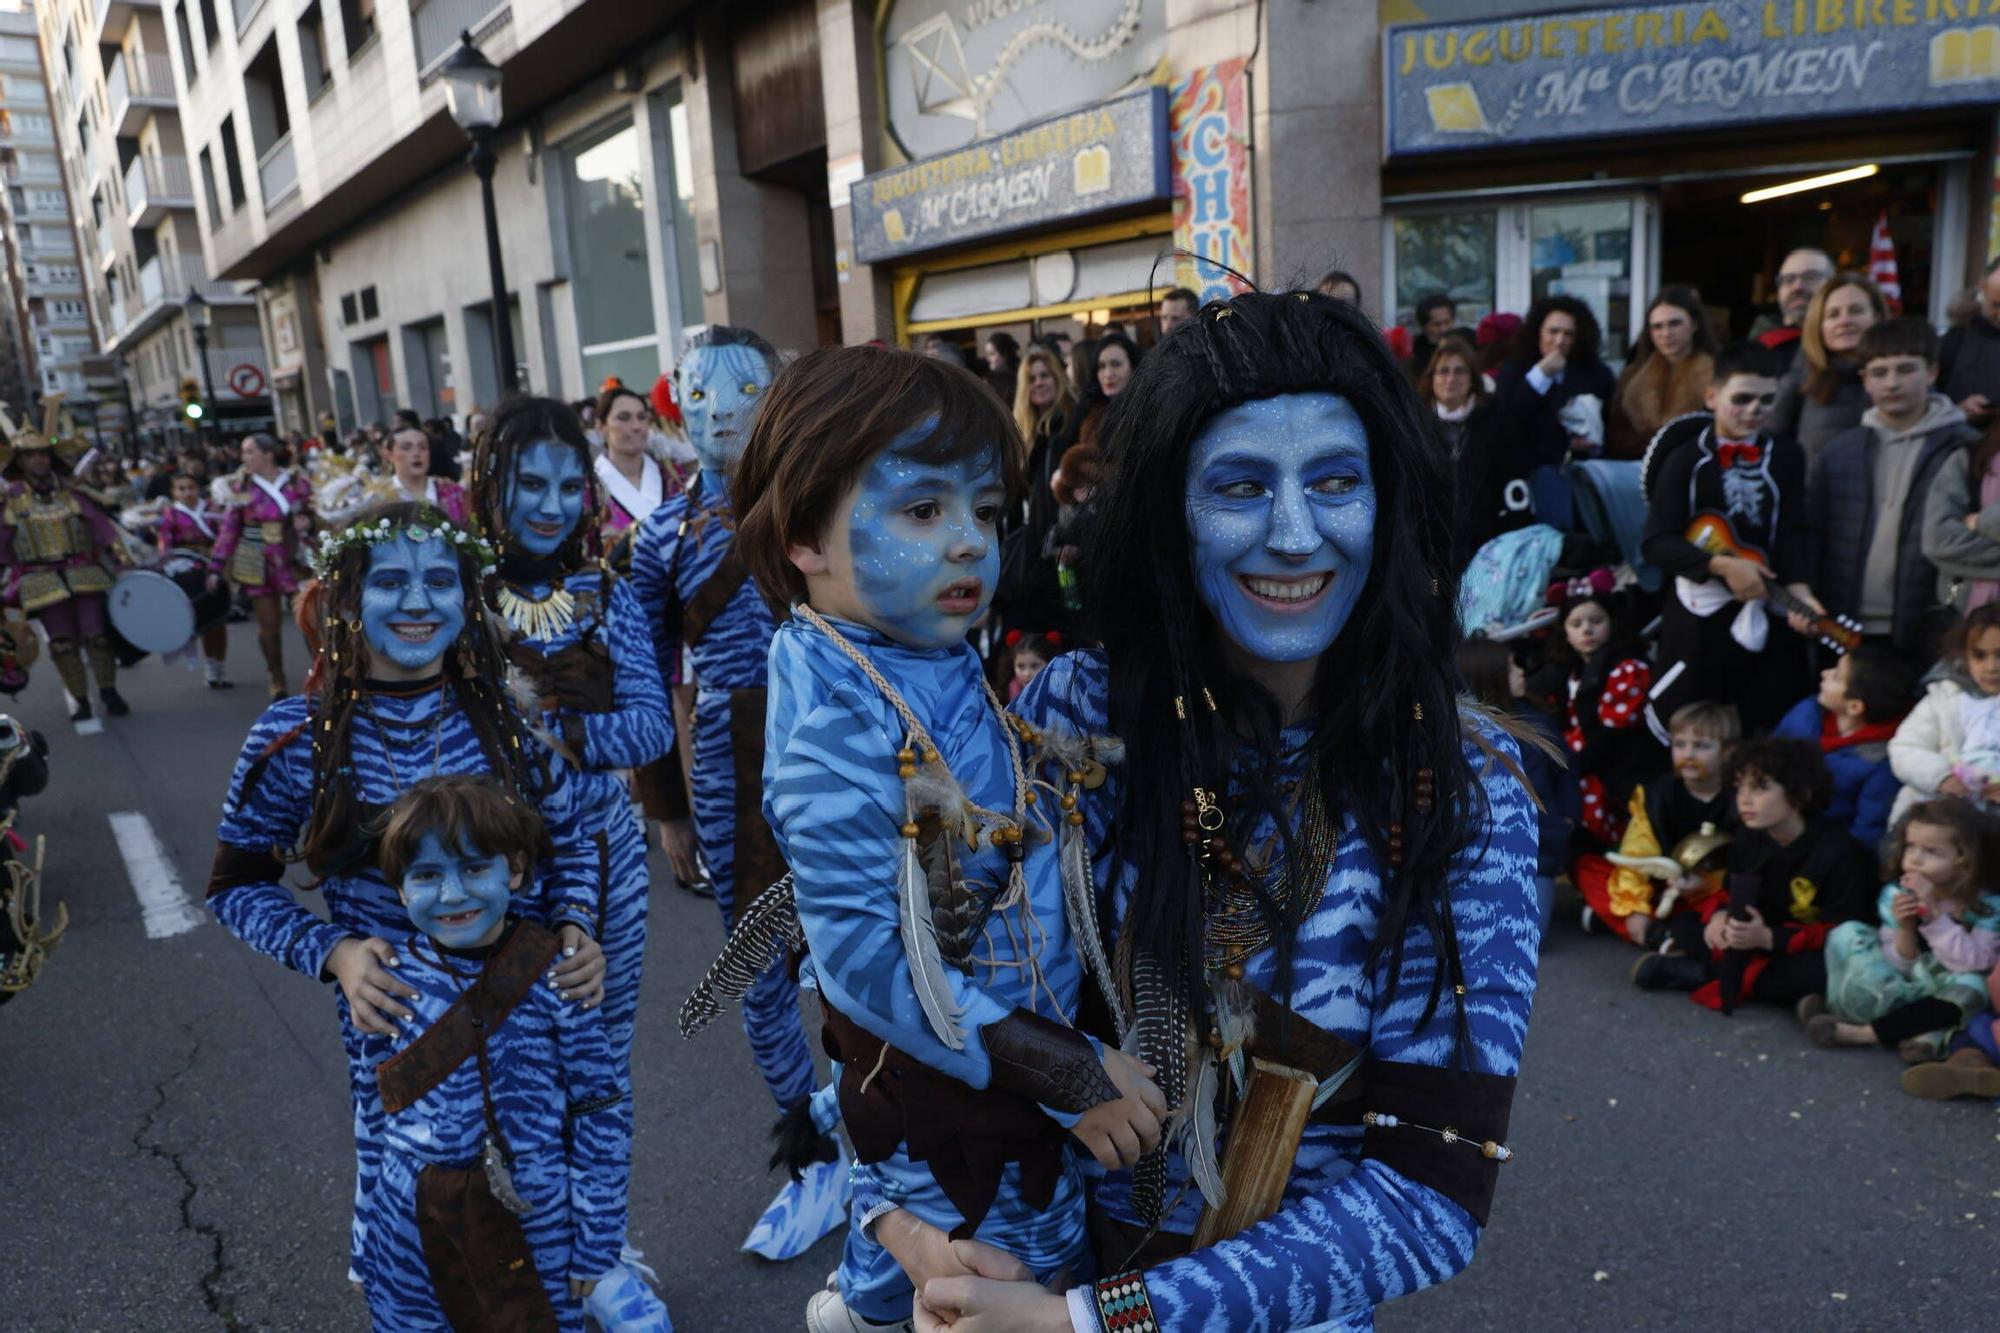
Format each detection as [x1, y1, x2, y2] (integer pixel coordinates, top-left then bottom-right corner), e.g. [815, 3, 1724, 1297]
[1806, 397, 1978, 654]
[1772, 697, 1902, 852]
[1493, 357, 1618, 468]
[1921, 442, 2000, 610]
[1770, 360, 1869, 465]
[1938, 317, 2000, 414]
[1887, 669, 1989, 825]
[1439, 398, 1531, 565]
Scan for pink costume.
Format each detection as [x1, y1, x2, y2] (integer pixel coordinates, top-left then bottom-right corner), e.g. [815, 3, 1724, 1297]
[593, 454, 685, 541]
[381, 476, 469, 524]
[0, 478, 121, 641]
[209, 470, 316, 597]
[158, 500, 226, 557]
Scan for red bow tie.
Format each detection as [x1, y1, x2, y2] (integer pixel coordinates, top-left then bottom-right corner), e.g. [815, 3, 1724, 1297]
[1717, 441, 1763, 469]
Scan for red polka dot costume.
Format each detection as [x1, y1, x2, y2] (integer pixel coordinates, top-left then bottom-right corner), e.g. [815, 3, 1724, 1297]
[1566, 655, 1653, 845]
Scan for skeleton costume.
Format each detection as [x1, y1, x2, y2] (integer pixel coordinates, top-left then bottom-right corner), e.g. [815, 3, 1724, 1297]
[0, 402, 128, 718]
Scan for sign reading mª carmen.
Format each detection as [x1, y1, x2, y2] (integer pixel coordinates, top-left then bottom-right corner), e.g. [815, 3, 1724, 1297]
[850, 87, 1171, 264]
[1385, 0, 2000, 157]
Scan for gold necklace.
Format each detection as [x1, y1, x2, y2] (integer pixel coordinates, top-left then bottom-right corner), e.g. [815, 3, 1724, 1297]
[495, 582, 576, 642]
[1202, 768, 1336, 972]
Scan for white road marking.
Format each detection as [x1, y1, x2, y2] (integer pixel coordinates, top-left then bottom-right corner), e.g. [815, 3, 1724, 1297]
[108, 811, 204, 938]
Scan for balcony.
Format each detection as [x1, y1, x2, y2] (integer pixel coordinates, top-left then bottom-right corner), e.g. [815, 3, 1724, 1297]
[112, 252, 248, 347]
[125, 154, 195, 228]
[413, 0, 511, 78]
[257, 134, 296, 211]
[107, 52, 176, 138]
[93, 0, 162, 44]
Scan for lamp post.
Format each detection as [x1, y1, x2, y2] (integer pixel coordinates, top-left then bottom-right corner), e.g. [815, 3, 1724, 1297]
[184, 288, 218, 443]
[442, 30, 518, 398]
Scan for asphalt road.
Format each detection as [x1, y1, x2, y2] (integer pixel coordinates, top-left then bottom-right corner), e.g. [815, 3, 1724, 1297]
[1, 618, 1993, 1332]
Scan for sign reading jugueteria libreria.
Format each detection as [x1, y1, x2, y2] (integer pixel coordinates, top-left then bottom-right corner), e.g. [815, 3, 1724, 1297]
[849, 87, 1172, 264]
[1385, 0, 2000, 156]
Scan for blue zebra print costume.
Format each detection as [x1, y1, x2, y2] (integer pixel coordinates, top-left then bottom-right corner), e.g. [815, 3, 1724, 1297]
[765, 613, 1096, 1324]
[628, 484, 816, 1112]
[212, 682, 600, 1282]
[364, 919, 630, 1332]
[1015, 651, 1542, 1332]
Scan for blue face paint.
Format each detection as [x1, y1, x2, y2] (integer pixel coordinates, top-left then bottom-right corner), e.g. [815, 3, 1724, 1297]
[505, 441, 587, 556]
[678, 343, 774, 487]
[397, 831, 516, 950]
[360, 534, 468, 677]
[841, 430, 1004, 651]
[1184, 392, 1376, 664]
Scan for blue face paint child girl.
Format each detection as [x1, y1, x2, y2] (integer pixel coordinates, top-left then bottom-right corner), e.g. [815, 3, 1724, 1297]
[1184, 392, 1377, 664]
[504, 441, 588, 557]
[394, 831, 521, 950]
[360, 534, 468, 679]
[679, 343, 775, 487]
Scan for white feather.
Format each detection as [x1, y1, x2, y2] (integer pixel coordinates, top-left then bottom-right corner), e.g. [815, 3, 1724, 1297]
[899, 829, 965, 1049]
[1060, 814, 1128, 1040]
[1185, 1052, 1225, 1208]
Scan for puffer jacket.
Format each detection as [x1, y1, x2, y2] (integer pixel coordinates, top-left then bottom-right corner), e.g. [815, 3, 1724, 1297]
[1772, 697, 1901, 852]
[1888, 667, 1986, 826]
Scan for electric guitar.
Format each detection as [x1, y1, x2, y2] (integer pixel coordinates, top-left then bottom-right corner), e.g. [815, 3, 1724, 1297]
[1684, 512, 1861, 653]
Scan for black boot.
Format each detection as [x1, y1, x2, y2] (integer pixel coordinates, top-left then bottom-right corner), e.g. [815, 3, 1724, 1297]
[67, 695, 92, 722]
[1630, 952, 1709, 992]
[99, 688, 129, 717]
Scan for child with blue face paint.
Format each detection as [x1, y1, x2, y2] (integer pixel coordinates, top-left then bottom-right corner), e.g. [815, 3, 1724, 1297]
[627, 326, 843, 1260]
[365, 774, 633, 1333]
[729, 345, 1166, 1331]
[469, 398, 675, 1331]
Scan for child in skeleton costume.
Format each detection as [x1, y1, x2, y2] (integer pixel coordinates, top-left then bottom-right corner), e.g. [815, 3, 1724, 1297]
[722, 346, 1164, 1331]
[208, 432, 317, 697]
[469, 398, 675, 1331]
[627, 326, 841, 1257]
[907, 292, 1542, 1333]
[0, 400, 129, 719]
[209, 504, 607, 1288]
[365, 775, 632, 1333]
[158, 471, 234, 688]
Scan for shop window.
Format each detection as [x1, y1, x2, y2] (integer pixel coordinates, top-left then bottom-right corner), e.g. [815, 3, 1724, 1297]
[1530, 200, 1635, 362]
[1392, 211, 1497, 332]
[562, 118, 656, 390]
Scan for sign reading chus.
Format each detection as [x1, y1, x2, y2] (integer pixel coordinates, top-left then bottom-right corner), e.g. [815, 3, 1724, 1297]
[850, 87, 1171, 264]
[1385, 0, 2000, 157]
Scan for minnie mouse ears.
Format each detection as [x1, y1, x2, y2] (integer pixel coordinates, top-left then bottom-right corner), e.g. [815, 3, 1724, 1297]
[1545, 567, 1617, 608]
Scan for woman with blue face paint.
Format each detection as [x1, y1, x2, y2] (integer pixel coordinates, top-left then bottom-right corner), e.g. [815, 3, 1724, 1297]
[468, 397, 675, 1332]
[909, 290, 1545, 1333]
[728, 346, 1166, 1333]
[208, 502, 609, 1296]
[628, 326, 844, 1260]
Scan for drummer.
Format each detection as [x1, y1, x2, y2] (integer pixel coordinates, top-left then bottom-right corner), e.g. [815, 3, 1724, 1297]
[206, 434, 314, 698]
[158, 472, 232, 690]
[375, 422, 468, 521]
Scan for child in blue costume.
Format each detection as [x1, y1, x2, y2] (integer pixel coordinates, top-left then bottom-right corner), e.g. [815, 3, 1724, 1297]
[468, 396, 675, 1328]
[365, 775, 632, 1333]
[729, 346, 1165, 1332]
[912, 291, 1542, 1333]
[628, 326, 841, 1255]
[208, 504, 607, 1287]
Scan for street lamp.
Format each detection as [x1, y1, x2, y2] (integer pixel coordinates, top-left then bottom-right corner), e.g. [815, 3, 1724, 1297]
[184, 287, 217, 442]
[442, 30, 518, 398]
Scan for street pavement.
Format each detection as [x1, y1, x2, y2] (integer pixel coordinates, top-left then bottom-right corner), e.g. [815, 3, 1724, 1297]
[1, 617, 1995, 1332]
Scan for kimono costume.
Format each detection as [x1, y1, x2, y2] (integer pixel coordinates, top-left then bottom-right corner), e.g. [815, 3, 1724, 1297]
[156, 500, 226, 554]
[0, 474, 124, 699]
[765, 615, 1096, 1323]
[372, 476, 469, 525]
[594, 455, 679, 539]
[494, 562, 670, 1073]
[627, 479, 814, 1112]
[209, 469, 315, 596]
[1015, 652, 1542, 1332]
[1824, 887, 2000, 1046]
[209, 681, 601, 1279]
[365, 919, 630, 1333]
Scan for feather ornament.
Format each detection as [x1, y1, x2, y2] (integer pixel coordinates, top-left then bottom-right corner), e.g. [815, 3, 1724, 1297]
[1183, 1051, 1226, 1208]
[680, 873, 805, 1037]
[899, 817, 966, 1049]
[501, 665, 579, 768]
[1059, 813, 1127, 1039]
[1126, 945, 1189, 1225]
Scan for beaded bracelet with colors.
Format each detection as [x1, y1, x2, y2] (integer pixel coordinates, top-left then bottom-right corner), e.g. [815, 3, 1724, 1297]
[1094, 1271, 1158, 1332]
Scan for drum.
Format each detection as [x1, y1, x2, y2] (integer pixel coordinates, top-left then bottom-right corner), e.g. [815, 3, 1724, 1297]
[108, 550, 229, 656]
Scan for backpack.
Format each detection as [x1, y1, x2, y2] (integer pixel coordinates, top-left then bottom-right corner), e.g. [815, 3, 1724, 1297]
[1458, 523, 1565, 636]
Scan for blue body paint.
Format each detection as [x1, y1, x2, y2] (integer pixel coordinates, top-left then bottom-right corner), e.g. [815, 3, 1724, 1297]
[1184, 392, 1376, 663]
[679, 343, 774, 493]
[838, 439, 1003, 651]
[360, 536, 467, 674]
[395, 832, 517, 950]
[506, 442, 588, 556]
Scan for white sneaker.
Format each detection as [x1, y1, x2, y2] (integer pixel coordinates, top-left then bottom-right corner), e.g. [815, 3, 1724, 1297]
[804, 1274, 911, 1333]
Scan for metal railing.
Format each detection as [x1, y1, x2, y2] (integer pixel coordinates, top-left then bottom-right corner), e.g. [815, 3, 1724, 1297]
[124, 153, 195, 216]
[107, 51, 175, 115]
[412, 0, 510, 77]
[257, 133, 296, 208]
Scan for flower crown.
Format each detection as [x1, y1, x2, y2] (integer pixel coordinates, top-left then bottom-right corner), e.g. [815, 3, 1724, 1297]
[310, 507, 498, 579]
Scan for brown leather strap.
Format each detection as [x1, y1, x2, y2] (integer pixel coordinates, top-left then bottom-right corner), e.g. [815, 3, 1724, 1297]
[728, 687, 787, 924]
[681, 548, 751, 647]
[377, 922, 563, 1115]
[982, 1008, 1118, 1114]
[416, 1164, 559, 1332]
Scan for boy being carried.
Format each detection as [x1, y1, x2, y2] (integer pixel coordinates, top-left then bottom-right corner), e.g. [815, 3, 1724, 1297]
[1772, 646, 1915, 851]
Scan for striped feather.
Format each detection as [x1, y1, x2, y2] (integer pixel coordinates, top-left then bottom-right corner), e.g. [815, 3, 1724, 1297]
[679, 873, 805, 1038]
[900, 829, 966, 1049]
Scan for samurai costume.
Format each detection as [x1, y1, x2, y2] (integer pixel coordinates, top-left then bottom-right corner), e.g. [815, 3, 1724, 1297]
[209, 680, 602, 1283]
[209, 466, 315, 693]
[1014, 652, 1542, 1332]
[366, 919, 631, 1333]
[1824, 887, 2000, 1051]
[764, 613, 1105, 1325]
[0, 405, 127, 718]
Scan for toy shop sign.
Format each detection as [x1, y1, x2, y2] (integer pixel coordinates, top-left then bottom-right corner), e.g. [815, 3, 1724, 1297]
[850, 87, 1171, 264]
[1385, 0, 2000, 157]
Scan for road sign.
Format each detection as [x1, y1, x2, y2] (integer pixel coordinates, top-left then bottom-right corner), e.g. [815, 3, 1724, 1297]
[226, 364, 266, 398]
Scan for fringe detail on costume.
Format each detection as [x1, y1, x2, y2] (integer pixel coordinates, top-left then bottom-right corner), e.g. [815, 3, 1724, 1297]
[1059, 814, 1127, 1039]
[679, 873, 806, 1038]
[901, 821, 966, 1050]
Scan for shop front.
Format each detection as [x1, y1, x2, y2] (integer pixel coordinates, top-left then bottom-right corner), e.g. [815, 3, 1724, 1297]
[1379, 0, 1997, 355]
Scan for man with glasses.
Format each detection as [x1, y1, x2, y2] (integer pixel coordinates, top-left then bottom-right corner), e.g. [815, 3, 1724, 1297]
[1756, 247, 1834, 372]
[1939, 256, 2000, 430]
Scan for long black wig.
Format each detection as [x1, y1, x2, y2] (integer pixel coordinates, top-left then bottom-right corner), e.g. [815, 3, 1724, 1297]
[1075, 287, 1494, 1050]
[468, 395, 604, 575]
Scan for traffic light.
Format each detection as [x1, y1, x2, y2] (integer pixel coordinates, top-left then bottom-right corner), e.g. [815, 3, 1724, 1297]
[180, 377, 204, 421]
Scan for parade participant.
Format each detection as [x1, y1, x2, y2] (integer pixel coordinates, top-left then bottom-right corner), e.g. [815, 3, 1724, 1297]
[207, 433, 315, 697]
[594, 383, 680, 550]
[158, 471, 233, 689]
[730, 344, 1163, 1331]
[365, 775, 632, 1333]
[0, 401, 129, 719]
[628, 325, 838, 1257]
[375, 420, 468, 522]
[209, 502, 606, 1291]
[900, 289, 1542, 1333]
[468, 395, 674, 1330]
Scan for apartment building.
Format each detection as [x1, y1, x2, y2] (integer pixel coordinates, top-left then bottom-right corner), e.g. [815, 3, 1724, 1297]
[37, 0, 265, 448]
[0, 3, 115, 429]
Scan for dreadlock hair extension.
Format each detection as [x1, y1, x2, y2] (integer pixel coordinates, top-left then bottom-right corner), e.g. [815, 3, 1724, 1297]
[1074, 288, 1493, 1062]
[467, 395, 605, 576]
[293, 501, 547, 877]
